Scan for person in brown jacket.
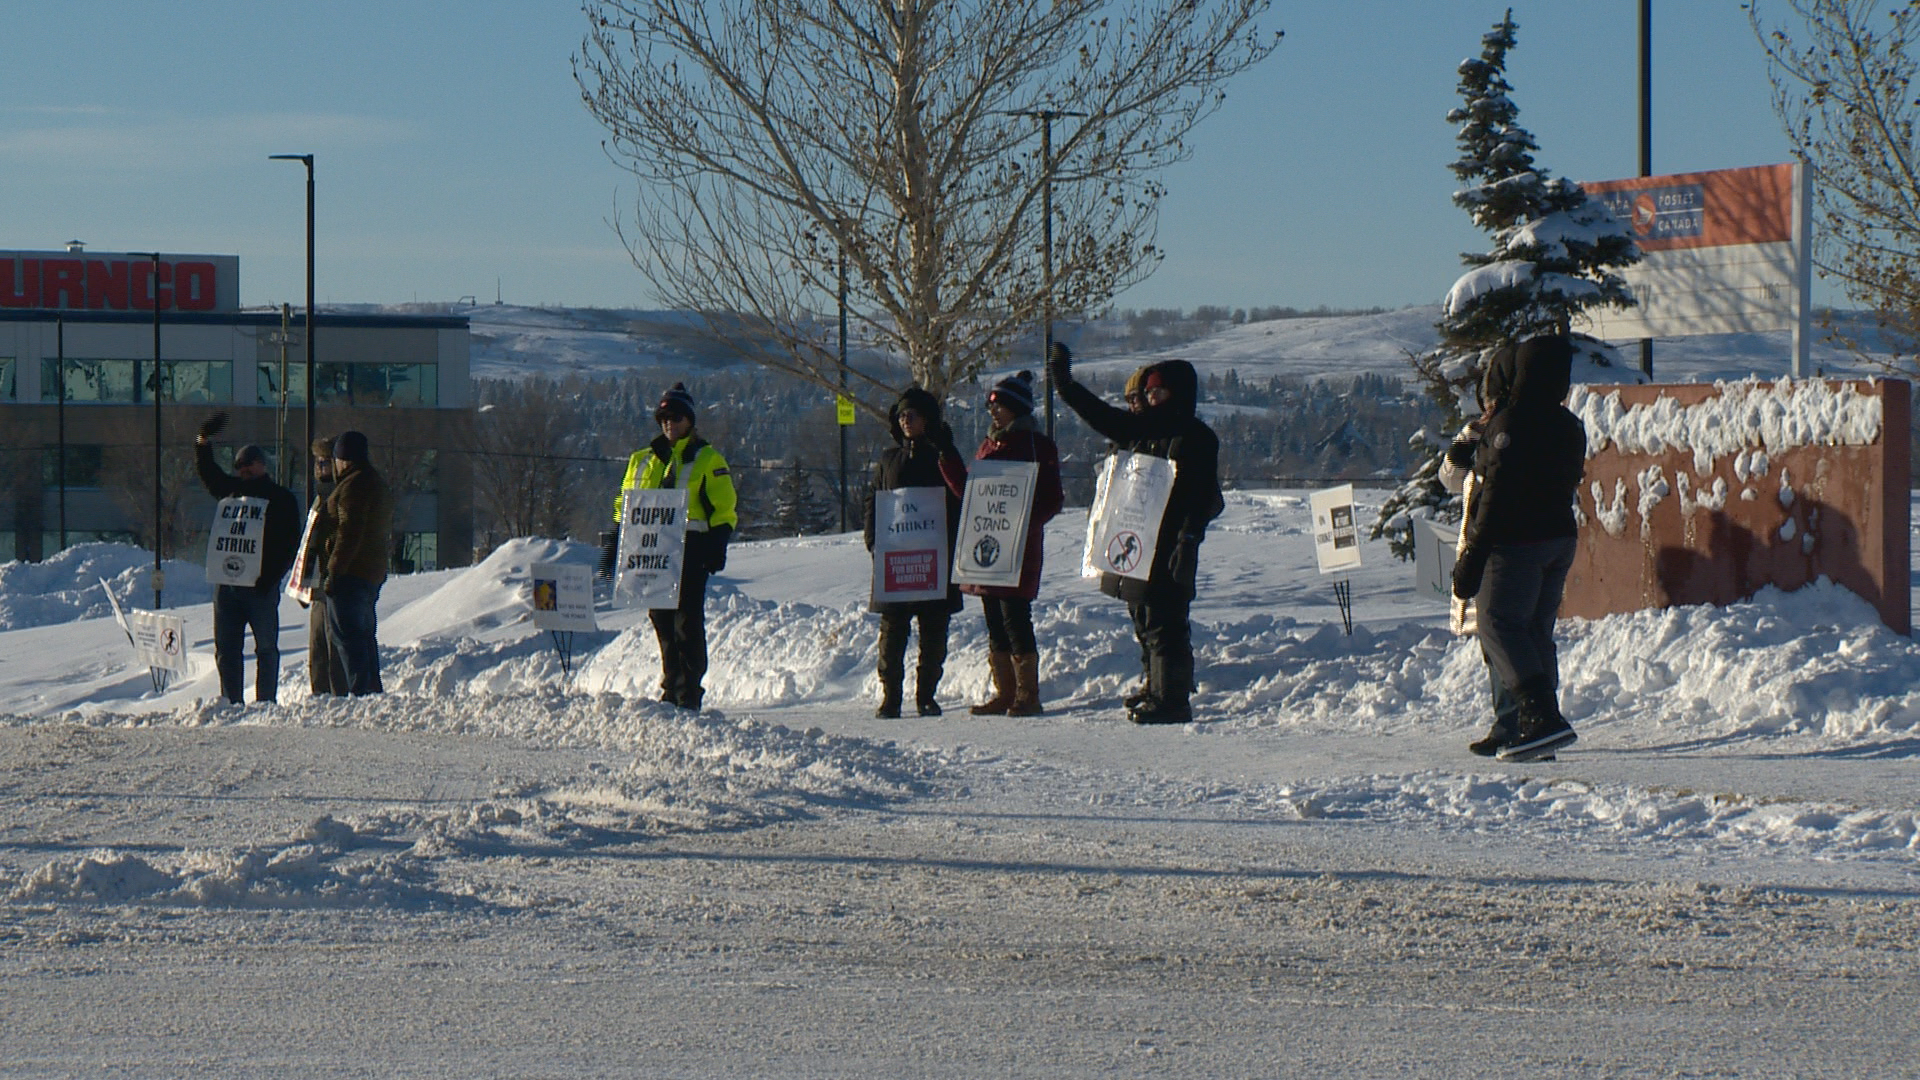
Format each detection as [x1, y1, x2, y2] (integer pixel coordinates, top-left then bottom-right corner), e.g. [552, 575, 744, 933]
[322, 430, 394, 695]
[301, 436, 347, 695]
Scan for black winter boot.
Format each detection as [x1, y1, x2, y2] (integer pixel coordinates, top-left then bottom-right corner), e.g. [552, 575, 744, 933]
[1497, 676, 1575, 762]
[1129, 654, 1193, 725]
[1468, 713, 1519, 757]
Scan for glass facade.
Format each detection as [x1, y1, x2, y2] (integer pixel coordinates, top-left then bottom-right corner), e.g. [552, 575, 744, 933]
[42, 444, 105, 488]
[259, 362, 437, 407]
[0, 357, 14, 400]
[40, 358, 231, 403]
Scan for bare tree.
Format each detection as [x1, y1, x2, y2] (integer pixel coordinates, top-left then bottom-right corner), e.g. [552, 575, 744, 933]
[470, 381, 591, 543]
[575, 0, 1280, 413]
[1753, 0, 1920, 368]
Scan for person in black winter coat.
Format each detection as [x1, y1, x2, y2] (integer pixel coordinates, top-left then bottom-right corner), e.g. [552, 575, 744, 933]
[862, 387, 967, 717]
[194, 413, 300, 704]
[1048, 344, 1224, 724]
[1450, 334, 1587, 761]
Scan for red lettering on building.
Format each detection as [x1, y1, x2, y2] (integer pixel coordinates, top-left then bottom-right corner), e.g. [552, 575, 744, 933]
[130, 261, 173, 311]
[41, 260, 85, 308]
[85, 260, 131, 309]
[0, 260, 38, 308]
[174, 262, 216, 311]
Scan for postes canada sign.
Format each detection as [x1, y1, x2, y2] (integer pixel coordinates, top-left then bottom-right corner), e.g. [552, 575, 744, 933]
[0, 250, 240, 313]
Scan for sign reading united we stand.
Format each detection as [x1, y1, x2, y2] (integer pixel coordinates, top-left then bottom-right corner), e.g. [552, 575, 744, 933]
[951, 461, 1038, 589]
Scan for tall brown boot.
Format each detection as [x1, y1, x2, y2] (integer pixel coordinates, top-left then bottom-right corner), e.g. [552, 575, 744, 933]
[1008, 653, 1044, 716]
[970, 650, 1016, 715]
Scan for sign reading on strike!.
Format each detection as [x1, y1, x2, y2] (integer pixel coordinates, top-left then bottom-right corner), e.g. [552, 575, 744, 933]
[951, 460, 1038, 589]
[614, 487, 688, 610]
[871, 487, 950, 604]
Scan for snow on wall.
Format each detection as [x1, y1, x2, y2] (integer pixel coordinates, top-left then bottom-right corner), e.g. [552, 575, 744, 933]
[1570, 376, 1884, 475]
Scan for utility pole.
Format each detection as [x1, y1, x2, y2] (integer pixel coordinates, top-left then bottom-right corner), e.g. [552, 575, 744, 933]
[1638, 0, 1654, 380]
[1011, 108, 1085, 439]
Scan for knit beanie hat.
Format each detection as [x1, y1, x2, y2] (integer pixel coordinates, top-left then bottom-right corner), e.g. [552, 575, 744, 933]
[310, 436, 335, 461]
[655, 383, 696, 423]
[333, 431, 370, 464]
[987, 370, 1036, 415]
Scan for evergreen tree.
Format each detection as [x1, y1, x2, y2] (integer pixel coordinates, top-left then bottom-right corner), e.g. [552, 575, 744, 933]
[1371, 9, 1640, 558]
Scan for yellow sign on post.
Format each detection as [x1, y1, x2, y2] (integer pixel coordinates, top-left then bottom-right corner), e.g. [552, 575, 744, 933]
[836, 396, 856, 426]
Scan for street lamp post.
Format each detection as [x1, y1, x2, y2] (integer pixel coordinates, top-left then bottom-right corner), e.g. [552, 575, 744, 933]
[134, 251, 164, 608]
[1011, 109, 1084, 440]
[270, 153, 316, 507]
[56, 314, 66, 553]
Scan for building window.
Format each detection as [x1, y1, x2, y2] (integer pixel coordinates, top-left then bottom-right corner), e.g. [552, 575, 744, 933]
[43, 444, 105, 488]
[0, 357, 14, 400]
[394, 531, 438, 573]
[43, 358, 136, 402]
[40, 358, 231, 403]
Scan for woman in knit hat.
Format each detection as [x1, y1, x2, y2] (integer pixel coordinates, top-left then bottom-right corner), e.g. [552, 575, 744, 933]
[959, 371, 1064, 716]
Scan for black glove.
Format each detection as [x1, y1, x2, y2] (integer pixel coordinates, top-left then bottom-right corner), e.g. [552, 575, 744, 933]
[1452, 544, 1489, 601]
[597, 529, 620, 579]
[1045, 340, 1072, 388]
[198, 410, 229, 441]
[705, 524, 732, 573]
[1445, 437, 1477, 470]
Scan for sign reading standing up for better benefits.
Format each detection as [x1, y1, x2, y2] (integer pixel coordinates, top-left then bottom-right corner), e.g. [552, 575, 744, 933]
[614, 486, 688, 609]
[871, 487, 950, 604]
[951, 460, 1038, 589]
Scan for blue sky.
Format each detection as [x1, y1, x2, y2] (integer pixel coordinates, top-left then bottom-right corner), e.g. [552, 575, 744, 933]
[0, 2, 1795, 313]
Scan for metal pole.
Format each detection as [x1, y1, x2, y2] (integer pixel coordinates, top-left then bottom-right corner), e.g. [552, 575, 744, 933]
[1638, 0, 1653, 380]
[1041, 114, 1056, 440]
[838, 244, 849, 532]
[148, 252, 163, 609]
[56, 315, 66, 552]
[272, 153, 316, 508]
[277, 302, 291, 487]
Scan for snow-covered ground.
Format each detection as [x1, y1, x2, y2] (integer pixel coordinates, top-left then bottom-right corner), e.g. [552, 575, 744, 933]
[3, 490, 1918, 1077]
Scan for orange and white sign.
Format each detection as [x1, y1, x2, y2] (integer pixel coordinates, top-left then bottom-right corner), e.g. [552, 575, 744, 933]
[1577, 163, 1811, 368]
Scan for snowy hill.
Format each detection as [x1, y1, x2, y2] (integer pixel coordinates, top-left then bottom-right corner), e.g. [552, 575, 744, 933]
[430, 300, 1899, 388]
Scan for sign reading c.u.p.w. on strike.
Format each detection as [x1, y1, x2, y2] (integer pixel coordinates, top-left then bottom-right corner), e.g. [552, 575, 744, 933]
[871, 486, 949, 604]
[614, 487, 688, 609]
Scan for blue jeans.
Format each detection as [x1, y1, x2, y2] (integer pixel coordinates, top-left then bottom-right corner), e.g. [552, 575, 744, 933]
[213, 584, 282, 704]
[324, 575, 384, 696]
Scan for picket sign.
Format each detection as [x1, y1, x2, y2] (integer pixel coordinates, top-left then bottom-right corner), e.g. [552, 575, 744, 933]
[529, 562, 599, 632]
[1412, 518, 1459, 604]
[614, 486, 688, 610]
[1081, 451, 1175, 582]
[126, 608, 190, 674]
[204, 495, 269, 586]
[285, 506, 322, 604]
[1309, 484, 1363, 574]
[871, 487, 950, 605]
[950, 460, 1038, 588]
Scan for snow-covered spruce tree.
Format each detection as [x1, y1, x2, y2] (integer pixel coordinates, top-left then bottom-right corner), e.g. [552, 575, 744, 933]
[1370, 8, 1639, 559]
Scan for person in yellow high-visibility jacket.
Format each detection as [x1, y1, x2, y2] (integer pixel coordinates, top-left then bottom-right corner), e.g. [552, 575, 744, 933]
[603, 382, 740, 710]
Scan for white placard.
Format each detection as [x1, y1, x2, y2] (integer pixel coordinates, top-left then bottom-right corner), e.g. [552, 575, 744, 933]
[530, 562, 599, 632]
[126, 608, 190, 673]
[951, 460, 1039, 588]
[1310, 484, 1363, 574]
[871, 487, 950, 605]
[1080, 451, 1175, 582]
[100, 576, 130, 635]
[614, 486, 688, 610]
[286, 506, 322, 604]
[1413, 518, 1459, 604]
[204, 495, 269, 587]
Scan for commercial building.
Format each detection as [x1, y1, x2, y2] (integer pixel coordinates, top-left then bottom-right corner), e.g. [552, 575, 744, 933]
[0, 246, 473, 570]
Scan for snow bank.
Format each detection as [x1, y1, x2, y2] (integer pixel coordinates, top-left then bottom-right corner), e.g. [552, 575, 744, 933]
[0, 543, 211, 632]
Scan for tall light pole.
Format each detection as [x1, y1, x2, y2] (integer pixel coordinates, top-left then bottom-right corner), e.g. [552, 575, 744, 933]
[270, 153, 316, 507]
[1011, 109, 1084, 440]
[134, 251, 164, 608]
[56, 314, 67, 553]
[1638, 0, 1653, 379]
